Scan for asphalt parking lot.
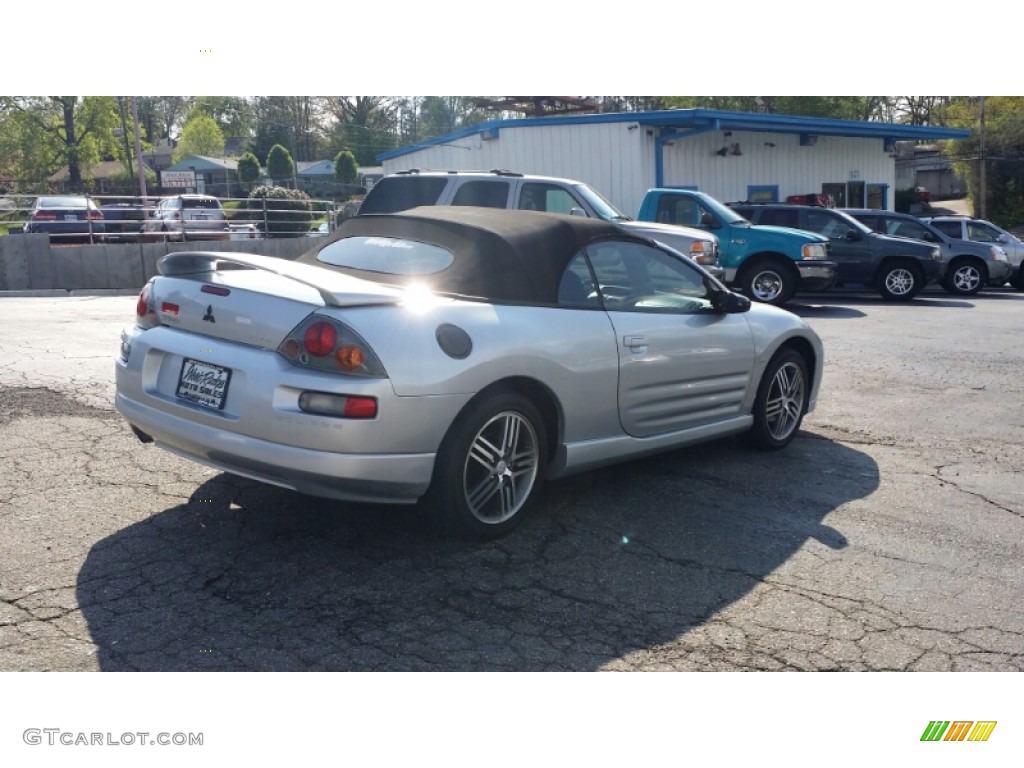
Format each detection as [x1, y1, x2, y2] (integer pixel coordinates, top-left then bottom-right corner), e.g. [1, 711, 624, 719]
[0, 286, 1021, 671]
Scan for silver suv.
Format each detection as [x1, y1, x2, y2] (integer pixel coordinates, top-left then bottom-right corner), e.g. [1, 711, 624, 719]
[921, 215, 1024, 290]
[142, 194, 229, 242]
[844, 209, 1012, 296]
[358, 169, 722, 272]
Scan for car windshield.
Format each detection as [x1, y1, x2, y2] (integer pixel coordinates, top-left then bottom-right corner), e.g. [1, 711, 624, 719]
[317, 236, 455, 275]
[573, 184, 631, 221]
[694, 193, 748, 225]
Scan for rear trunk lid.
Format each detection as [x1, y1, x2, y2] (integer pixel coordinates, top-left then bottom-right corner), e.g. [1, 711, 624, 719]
[152, 251, 404, 349]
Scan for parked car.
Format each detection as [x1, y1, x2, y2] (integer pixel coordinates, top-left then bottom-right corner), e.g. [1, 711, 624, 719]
[141, 194, 229, 242]
[100, 202, 146, 243]
[637, 188, 836, 306]
[729, 203, 944, 301]
[843, 208, 1012, 296]
[25, 195, 105, 243]
[921, 215, 1024, 290]
[358, 169, 724, 277]
[305, 221, 330, 237]
[115, 206, 824, 540]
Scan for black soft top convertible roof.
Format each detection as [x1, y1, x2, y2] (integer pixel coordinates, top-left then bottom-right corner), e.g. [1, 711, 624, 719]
[298, 206, 644, 303]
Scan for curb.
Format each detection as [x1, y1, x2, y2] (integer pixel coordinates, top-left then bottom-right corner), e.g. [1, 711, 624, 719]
[0, 289, 140, 298]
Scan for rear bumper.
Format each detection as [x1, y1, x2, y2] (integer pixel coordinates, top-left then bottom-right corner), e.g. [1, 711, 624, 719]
[116, 392, 436, 504]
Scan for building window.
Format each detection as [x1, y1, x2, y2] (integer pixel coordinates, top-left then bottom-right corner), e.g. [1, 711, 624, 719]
[866, 184, 888, 210]
[747, 185, 778, 203]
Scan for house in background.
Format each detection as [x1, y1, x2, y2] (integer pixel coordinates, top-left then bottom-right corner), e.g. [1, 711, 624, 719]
[49, 160, 128, 194]
[161, 155, 239, 196]
[378, 109, 971, 213]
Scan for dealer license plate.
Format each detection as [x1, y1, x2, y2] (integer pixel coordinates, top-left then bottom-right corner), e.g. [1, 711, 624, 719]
[176, 358, 231, 410]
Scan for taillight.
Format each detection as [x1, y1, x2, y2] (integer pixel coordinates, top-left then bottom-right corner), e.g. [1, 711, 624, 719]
[302, 322, 337, 357]
[87, 210, 104, 220]
[279, 316, 386, 377]
[33, 211, 57, 220]
[135, 283, 158, 329]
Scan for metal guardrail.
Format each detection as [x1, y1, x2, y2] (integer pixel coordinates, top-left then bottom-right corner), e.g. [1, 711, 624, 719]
[0, 193, 343, 244]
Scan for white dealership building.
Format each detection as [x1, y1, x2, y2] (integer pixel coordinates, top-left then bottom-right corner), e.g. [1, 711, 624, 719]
[378, 109, 970, 215]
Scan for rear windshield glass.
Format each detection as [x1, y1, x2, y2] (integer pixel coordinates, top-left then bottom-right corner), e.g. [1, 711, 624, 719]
[182, 197, 222, 209]
[359, 177, 448, 214]
[316, 236, 454, 275]
[39, 196, 90, 208]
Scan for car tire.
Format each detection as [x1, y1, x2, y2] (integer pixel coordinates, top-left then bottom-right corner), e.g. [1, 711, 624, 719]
[426, 390, 546, 540]
[743, 348, 809, 451]
[942, 259, 985, 296]
[876, 260, 923, 301]
[1013, 267, 1024, 291]
[737, 258, 797, 306]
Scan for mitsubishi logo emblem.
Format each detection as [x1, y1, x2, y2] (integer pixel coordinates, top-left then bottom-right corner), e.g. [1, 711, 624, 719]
[202, 305, 216, 323]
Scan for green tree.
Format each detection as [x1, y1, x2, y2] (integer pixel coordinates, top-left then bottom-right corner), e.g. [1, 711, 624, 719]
[944, 96, 1024, 225]
[0, 96, 118, 191]
[173, 114, 225, 162]
[237, 151, 261, 184]
[266, 144, 294, 183]
[334, 150, 358, 183]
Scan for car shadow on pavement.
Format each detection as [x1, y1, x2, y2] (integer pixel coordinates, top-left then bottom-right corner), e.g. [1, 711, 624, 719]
[77, 432, 877, 671]
[791, 293, 975, 311]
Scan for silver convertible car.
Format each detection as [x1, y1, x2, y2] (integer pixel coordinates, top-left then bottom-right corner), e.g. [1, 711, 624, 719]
[115, 207, 824, 539]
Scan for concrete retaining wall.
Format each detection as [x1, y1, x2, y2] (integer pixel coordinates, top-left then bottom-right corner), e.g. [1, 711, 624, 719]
[0, 236, 315, 292]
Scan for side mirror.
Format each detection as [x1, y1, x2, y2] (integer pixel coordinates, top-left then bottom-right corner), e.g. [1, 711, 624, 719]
[569, 207, 588, 217]
[845, 229, 862, 241]
[711, 289, 751, 314]
[700, 211, 719, 229]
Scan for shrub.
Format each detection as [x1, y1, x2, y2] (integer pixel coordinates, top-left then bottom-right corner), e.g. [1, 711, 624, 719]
[237, 152, 261, 184]
[334, 150, 358, 184]
[266, 144, 294, 184]
[242, 185, 312, 238]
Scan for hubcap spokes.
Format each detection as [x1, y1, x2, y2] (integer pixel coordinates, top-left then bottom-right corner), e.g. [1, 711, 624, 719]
[886, 269, 914, 295]
[954, 267, 980, 291]
[764, 363, 805, 440]
[464, 412, 538, 524]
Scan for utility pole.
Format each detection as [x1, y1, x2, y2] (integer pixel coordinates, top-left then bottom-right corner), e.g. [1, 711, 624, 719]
[979, 96, 987, 220]
[131, 97, 148, 213]
[116, 97, 134, 184]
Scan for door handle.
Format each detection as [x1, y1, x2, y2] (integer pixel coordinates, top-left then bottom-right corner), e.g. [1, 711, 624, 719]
[624, 335, 648, 351]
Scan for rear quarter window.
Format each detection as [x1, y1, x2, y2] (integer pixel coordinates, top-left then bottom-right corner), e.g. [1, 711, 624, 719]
[359, 177, 449, 214]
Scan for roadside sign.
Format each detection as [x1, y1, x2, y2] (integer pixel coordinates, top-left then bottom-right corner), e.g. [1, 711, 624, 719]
[162, 170, 196, 188]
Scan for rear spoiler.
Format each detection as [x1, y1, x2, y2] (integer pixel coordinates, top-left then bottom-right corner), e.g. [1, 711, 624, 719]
[158, 251, 404, 308]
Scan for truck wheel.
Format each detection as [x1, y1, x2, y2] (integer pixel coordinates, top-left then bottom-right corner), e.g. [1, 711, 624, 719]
[942, 258, 985, 296]
[738, 259, 797, 306]
[876, 260, 923, 301]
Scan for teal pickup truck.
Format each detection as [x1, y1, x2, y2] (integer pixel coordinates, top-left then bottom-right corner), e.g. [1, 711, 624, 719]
[637, 189, 836, 305]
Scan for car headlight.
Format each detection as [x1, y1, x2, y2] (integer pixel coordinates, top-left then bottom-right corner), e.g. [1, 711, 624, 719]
[930, 247, 942, 261]
[992, 246, 1008, 262]
[689, 239, 718, 265]
[801, 243, 827, 260]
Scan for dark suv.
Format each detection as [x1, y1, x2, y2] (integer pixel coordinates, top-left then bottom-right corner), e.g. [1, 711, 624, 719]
[843, 208, 1012, 296]
[729, 203, 944, 301]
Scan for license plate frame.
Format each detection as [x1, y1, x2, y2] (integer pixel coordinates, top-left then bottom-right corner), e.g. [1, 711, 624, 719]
[176, 358, 232, 411]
